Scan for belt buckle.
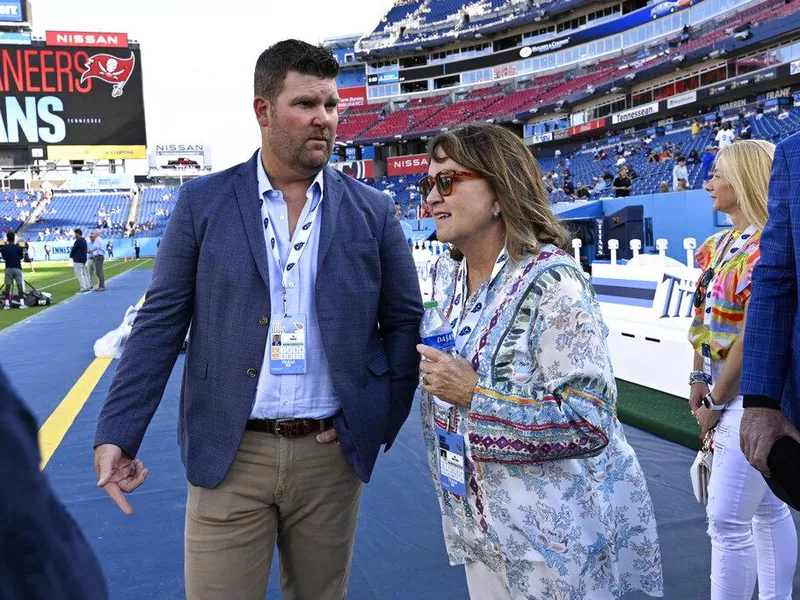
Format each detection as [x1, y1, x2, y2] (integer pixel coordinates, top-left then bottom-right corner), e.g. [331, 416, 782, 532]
[273, 419, 292, 436]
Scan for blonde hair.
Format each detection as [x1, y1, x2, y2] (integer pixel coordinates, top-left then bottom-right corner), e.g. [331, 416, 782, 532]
[713, 140, 774, 230]
[427, 123, 569, 261]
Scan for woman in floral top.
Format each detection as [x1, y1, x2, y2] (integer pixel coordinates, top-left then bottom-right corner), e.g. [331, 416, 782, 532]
[415, 124, 662, 599]
[688, 140, 797, 599]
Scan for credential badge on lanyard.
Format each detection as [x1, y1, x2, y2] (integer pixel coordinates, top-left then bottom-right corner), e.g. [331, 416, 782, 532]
[260, 188, 321, 375]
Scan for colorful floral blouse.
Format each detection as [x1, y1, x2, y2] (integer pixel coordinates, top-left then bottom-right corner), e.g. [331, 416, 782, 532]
[688, 229, 761, 361]
[420, 245, 663, 599]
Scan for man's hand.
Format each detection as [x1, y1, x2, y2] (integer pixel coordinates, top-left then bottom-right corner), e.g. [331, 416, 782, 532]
[94, 443, 148, 515]
[740, 408, 800, 477]
[316, 428, 338, 444]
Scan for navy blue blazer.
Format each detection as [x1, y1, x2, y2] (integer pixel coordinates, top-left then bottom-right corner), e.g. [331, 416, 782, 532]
[0, 367, 108, 599]
[95, 153, 423, 485]
[742, 131, 800, 428]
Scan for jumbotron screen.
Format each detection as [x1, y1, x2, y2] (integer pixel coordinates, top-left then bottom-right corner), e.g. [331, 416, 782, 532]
[0, 44, 146, 161]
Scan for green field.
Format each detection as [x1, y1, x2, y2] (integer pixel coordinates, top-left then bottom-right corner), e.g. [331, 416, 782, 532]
[0, 258, 153, 331]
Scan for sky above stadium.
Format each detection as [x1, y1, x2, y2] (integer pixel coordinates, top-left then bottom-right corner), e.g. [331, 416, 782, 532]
[31, 0, 392, 171]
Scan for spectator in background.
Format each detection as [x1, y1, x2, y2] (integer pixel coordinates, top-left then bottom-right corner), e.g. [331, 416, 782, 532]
[614, 167, 632, 197]
[702, 146, 718, 182]
[576, 183, 591, 199]
[659, 181, 670, 193]
[23, 242, 35, 274]
[673, 156, 689, 191]
[44, 243, 51, 261]
[106, 241, 114, 258]
[716, 123, 736, 150]
[687, 149, 700, 165]
[70, 229, 90, 294]
[676, 178, 689, 191]
[134, 239, 140, 260]
[562, 178, 575, 198]
[0, 232, 25, 304]
[692, 119, 701, 136]
[89, 230, 106, 291]
[592, 176, 607, 196]
[739, 120, 752, 140]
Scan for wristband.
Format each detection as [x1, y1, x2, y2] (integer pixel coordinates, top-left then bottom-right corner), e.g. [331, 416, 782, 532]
[689, 370, 711, 385]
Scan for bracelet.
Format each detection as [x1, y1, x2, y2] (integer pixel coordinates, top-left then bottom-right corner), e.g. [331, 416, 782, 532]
[689, 370, 711, 385]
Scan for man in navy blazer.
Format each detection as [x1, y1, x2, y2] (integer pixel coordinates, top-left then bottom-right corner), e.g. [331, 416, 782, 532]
[741, 130, 800, 474]
[94, 40, 422, 599]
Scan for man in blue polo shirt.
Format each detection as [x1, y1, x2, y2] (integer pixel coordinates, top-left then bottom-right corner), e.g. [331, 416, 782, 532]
[0, 232, 25, 303]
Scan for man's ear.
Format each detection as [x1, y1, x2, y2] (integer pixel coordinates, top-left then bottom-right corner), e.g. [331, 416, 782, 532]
[254, 97, 270, 129]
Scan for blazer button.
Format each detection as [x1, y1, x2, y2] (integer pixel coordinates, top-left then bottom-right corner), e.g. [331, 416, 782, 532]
[247, 368, 257, 378]
[259, 316, 269, 327]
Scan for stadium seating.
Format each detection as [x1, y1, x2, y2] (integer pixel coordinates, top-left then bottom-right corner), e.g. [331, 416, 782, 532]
[353, 0, 795, 143]
[26, 193, 131, 241]
[138, 187, 179, 238]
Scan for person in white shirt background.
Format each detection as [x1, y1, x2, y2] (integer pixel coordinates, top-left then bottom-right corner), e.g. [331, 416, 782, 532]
[88, 230, 106, 291]
[673, 156, 689, 191]
[716, 123, 736, 150]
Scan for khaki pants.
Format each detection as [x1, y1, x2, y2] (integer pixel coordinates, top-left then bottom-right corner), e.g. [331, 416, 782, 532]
[185, 430, 363, 600]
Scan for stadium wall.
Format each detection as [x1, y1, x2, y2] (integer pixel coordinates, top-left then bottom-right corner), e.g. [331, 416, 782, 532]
[601, 189, 727, 262]
[28, 237, 161, 260]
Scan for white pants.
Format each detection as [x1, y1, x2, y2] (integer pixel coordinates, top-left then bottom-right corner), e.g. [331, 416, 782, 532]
[73, 263, 89, 291]
[707, 403, 797, 599]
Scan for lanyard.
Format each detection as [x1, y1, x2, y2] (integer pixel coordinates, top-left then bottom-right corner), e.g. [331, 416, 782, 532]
[712, 225, 757, 272]
[447, 247, 507, 354]
[260, 188, 322, 315]
[701, 225, 758, 325]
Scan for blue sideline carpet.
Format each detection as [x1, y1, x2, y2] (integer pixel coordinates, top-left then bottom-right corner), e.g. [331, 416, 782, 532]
[5, 266, 800, 599]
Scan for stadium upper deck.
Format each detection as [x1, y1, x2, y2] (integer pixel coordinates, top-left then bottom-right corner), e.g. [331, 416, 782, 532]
[335, 0, 799, 146]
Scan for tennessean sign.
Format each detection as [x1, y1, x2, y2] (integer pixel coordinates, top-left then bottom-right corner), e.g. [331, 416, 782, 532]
[46, 31, 129, 48]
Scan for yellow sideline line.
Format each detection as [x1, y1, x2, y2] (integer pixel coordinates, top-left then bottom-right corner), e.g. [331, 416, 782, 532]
[39, 294, 146, 470]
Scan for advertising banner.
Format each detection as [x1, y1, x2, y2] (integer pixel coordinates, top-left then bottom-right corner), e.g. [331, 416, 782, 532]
[611, 102, 658, 125]
[0, 0, 23, 23]
[666, 90, 697, 109]
[0, 31, 30, 45]
[0, 45, 146, 158]
[568, 117, 606, 136]
[529, 132, 553, 145]
[331, 159, 374, 179]
[792, 60, 800, 76]
[338, 86, 368, 112]
[46, 31, 129, 48]
[387, 153, 429, 176]
[70, 172, 135, 190]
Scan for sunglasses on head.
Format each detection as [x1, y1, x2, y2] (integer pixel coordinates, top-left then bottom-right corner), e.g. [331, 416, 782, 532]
[693, 267, 715, 308]
[417, 170, 481, 199]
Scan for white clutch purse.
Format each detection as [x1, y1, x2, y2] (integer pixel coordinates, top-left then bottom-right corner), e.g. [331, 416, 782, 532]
[690, 430, 715, 503]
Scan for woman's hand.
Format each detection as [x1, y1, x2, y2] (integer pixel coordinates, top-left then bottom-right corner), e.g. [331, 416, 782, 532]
[689, 382, 709, 416]
[695, 406, 721, 437]
[417, 344, 479, 409]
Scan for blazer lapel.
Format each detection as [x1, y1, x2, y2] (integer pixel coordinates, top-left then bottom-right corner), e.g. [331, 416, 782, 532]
[234, 151, 271, 291]
[317, 167, 343, 271]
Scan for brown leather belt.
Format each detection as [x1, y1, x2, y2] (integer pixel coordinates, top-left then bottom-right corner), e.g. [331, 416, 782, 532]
[246, 417, 335, 438]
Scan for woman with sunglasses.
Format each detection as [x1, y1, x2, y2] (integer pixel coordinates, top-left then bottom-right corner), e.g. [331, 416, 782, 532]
[688, 139, 797, 600]
[416, 124, 662, 599]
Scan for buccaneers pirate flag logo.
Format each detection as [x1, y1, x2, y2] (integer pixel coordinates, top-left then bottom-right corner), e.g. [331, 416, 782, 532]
[81, 53, 136, 98]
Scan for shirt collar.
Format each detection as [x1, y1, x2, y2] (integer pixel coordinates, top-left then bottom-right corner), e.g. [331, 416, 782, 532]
[257, 149, 325, 209]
